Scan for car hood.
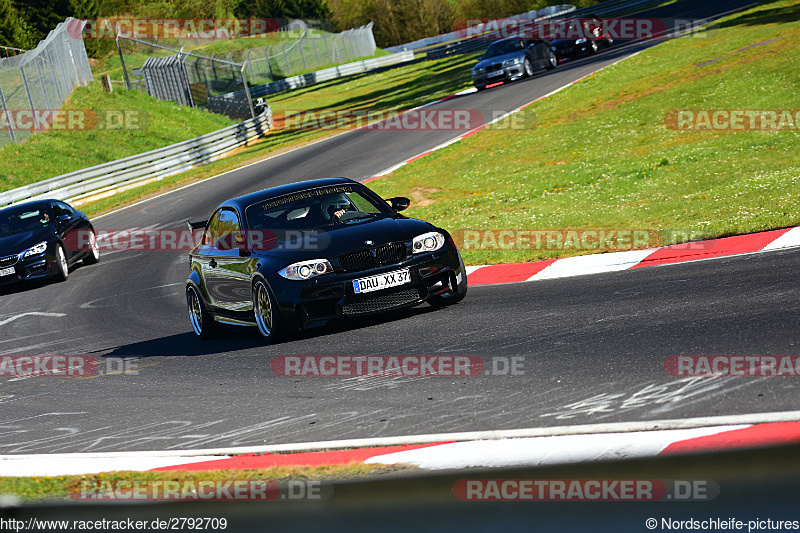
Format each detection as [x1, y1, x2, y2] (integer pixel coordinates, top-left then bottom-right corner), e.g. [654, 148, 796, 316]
[550, 38, 580, 46]
[474, 50, 525, 69]
[0, 229, 51, 256]
[252, 215, 437, 261]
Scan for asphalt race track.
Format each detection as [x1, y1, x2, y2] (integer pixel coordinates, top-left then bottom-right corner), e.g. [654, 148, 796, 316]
[2, 0, 790, 454]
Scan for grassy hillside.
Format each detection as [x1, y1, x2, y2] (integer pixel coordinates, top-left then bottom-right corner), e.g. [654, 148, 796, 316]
[369, 0, 800, 265]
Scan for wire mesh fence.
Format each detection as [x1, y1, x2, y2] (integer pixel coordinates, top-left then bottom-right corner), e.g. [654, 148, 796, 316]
[0, 18, 93, 148]
[117, 19, 377, 116]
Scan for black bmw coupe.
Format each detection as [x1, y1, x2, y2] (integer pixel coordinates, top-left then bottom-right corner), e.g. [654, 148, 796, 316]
[0, 199, 99, 287]
[186, 178, 468, 341]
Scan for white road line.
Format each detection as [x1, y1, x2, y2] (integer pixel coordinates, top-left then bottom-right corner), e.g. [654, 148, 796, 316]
[0, 312, 66, 327]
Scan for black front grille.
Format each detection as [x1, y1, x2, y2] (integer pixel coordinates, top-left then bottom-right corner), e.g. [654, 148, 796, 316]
[343, 288, 421, 315]
[339, 243, 408, 272]
[375, 242, 406, 265]
[0, 255, 18, 268]
[486, 63, 502, 72]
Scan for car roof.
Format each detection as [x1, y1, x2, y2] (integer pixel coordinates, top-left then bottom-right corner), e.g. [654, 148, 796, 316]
[220, 177, 361, 212]
[0, 199, 54, 214]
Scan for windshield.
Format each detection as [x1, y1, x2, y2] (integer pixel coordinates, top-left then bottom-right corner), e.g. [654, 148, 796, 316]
[0, 205, 51, 238]
[244, 185, 393, 236]
[483, 39, 524, 58]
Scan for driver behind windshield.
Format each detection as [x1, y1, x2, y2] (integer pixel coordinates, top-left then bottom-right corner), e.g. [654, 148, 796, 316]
[320, 192, 355, 223]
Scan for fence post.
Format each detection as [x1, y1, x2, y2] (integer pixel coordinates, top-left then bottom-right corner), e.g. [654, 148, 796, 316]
[298, 34, 308, 71]
[246, 49, 256, 82]
[241, 63, 255, 119]
[116, 33, 132, 90]
[19, 65, 41, 130]
[311, 37, 320, 66]
[281, 42, 290, 73]
[265, 46, 274, 80]
[0, 83, 17, 144]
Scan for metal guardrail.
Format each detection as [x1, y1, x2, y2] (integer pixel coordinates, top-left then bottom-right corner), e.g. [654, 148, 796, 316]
[0, 107, 272, 208]
[207, 50, 416, 119]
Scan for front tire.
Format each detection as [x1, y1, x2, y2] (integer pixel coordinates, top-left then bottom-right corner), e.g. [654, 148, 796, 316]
[589, 40, 598, 54]
[54, 243, 69, 282]
[187, 285, 217, 339]
[428, 251, 468, 307]
[253, 279, 282, 342]
[83, 230, 100, 265]
[522, 58, 533, 78]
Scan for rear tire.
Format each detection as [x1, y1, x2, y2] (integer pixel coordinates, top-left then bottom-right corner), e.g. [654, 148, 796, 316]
[546, 50, 557, 70]
[187, 284, 217, 340]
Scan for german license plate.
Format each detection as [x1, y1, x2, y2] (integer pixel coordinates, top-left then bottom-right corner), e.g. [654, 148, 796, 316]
[353, 269, 410, 294]
[0, 267, 14, 277]
[488, 70, 504, 77]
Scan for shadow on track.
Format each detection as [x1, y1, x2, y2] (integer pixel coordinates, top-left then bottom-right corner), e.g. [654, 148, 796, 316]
[98, 302, 444, 359]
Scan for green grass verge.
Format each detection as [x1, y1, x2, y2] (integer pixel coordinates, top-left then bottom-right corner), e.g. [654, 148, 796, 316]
[0, 463, 407, 503]
[0, 83, 237, 193]
[0, 51, 480, 217]
[368, 0, 800, 266]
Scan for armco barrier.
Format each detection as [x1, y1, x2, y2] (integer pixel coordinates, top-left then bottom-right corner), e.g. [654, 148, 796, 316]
[0, 107, 272, 208]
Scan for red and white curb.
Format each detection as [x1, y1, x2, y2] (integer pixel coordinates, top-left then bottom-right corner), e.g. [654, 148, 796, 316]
[466, 226, 800, 286]
[3, 412, 800, 477]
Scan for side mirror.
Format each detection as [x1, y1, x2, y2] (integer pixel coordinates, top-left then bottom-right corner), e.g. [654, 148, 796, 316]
[58, 214, 71, 223]
[387, 197, 411, 212]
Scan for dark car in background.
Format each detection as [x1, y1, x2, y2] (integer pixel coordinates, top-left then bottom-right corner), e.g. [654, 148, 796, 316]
[471, 37, 557, 91]
[0, 199, 99, 287]
[186, 177, 468, 342]
[550, 17, 614, 60]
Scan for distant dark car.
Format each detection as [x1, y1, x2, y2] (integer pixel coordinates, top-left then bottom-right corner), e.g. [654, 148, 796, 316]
[186, 178, 468, 341]
[549, 18, 614, 60]
[471, 37, 557, 91]
[0, 199, 99, 286]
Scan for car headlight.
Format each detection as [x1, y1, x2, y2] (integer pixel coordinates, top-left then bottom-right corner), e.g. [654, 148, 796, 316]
[278, 259, 333, 280]
[502, 57, 521, 67]
[22, 241, 47, 258]
[575, 38, 587, 44]
[412, 232, 445, 254]
[473, 66, 485, 74]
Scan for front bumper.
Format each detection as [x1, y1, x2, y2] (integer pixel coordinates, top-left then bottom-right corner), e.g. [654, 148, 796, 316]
[267, 244, 464, 331]
[0, 252, 54, 286]
[472, 64, 524, 87]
